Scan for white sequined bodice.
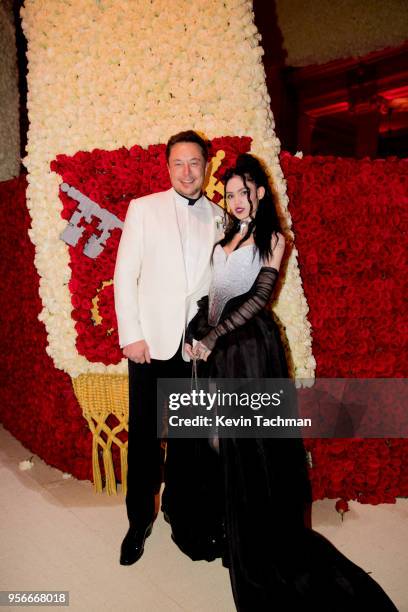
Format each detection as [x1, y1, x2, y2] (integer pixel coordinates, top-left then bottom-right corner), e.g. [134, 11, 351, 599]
[208, 244, 262, 325]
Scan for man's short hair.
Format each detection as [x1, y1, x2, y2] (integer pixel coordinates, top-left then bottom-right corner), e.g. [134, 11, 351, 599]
[166, 130, 209, 162]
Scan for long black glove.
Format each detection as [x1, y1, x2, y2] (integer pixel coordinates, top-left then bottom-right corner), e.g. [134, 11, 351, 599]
[200, 266, 279, 352]
[185, 295, 212, 346]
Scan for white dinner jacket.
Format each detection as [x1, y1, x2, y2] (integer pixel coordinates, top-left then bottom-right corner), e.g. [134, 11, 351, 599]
[114, 188, 223, 360]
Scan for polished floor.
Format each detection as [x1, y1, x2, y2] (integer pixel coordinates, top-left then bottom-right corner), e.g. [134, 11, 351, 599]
[0, 424, 407, 611]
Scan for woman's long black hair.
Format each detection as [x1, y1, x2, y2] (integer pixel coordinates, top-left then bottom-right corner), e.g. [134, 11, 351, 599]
[217, 153, 282, 262]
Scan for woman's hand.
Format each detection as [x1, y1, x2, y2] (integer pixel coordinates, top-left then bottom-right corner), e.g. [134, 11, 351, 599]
[184, 343, 194, 359]
[192, 341, 212, 362]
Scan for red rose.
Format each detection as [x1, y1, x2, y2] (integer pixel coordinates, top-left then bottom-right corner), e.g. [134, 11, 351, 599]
[335, 499, 349, 520]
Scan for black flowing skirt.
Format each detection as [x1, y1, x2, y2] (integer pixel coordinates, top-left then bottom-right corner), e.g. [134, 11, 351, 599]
[162, 298, 397, 611]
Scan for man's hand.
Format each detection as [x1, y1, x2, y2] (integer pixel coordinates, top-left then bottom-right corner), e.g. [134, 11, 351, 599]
[123, 340, 151, 364]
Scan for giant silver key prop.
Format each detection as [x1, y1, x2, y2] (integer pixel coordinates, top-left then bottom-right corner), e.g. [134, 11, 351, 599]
[59, 182, 124, 259]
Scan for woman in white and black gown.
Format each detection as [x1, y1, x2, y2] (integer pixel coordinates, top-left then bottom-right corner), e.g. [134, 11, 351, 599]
[162, 154, 397, 611]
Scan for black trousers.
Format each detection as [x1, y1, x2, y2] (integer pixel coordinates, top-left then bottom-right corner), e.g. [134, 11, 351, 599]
[126, 343, 191, 526]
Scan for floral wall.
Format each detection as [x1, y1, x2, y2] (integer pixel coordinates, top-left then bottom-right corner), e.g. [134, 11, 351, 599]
[21, 0, 314, 380]
[0, 0, 20, 181]
[0, 176, 92, 481]
[282, 152, 408, 505]
[275, 0, 408, 66]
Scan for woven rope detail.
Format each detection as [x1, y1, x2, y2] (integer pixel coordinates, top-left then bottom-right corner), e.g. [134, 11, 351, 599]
[72, 374, 129, 494]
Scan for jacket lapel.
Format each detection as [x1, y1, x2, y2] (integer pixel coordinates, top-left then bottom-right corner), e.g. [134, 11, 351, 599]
[160, 189, 188, 291]
[187, 198, 218, 296]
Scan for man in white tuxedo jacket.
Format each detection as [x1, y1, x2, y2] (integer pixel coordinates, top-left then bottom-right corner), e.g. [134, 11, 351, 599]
[114, 131, 222, 565]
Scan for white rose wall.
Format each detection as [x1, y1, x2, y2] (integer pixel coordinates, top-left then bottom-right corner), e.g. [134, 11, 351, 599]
[0, 0, 407, 509]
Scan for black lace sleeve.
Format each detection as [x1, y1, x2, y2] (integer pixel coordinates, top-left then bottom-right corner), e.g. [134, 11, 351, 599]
[200, 267, 279, 351]
[185, 295, 211, 345]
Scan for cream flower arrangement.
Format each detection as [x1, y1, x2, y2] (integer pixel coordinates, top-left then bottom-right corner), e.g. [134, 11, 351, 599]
[22, 0, 315, 380]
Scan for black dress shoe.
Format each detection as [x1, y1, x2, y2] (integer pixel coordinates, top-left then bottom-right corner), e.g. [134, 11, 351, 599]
[119, 523, 153, 566]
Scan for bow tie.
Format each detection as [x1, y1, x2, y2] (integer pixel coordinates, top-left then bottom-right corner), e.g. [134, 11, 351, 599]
[187, 194, 202, 206]
[175, 190, 202, 206]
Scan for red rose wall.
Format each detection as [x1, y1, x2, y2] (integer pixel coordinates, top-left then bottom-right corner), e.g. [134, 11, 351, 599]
[281, 153, 408, 505]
